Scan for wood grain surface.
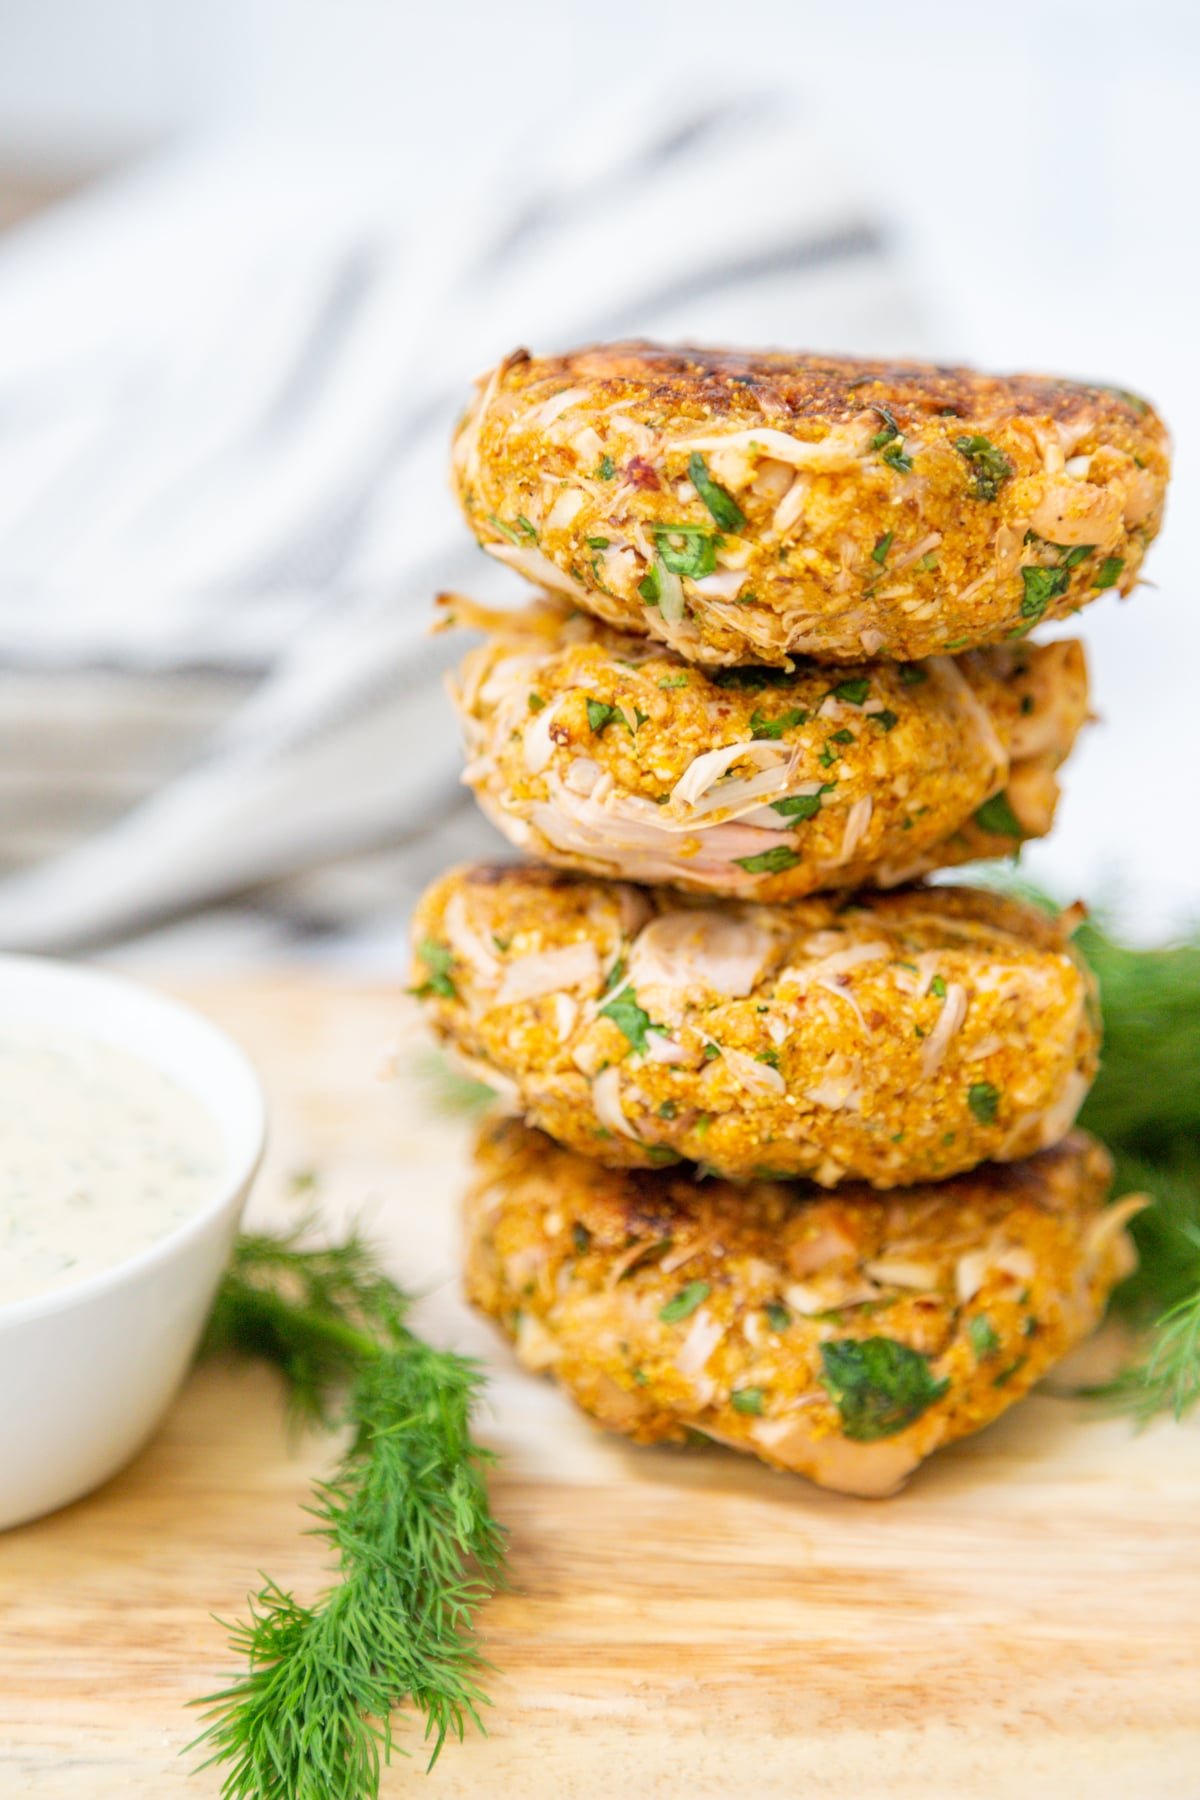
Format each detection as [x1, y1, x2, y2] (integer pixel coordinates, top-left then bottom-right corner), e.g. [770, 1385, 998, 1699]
[1, 975, 1197, 1799]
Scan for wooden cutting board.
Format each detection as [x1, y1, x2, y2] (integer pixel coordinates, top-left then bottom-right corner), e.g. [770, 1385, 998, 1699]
[2, 974, 1197, 1799]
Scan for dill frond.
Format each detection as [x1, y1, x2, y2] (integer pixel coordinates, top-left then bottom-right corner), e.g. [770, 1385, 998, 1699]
[192, 1221, 505, 1797]
[1071, 917, 1200, 1420]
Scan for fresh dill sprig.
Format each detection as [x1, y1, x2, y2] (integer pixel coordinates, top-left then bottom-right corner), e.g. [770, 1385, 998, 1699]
[1071, 916, 1200, 1421]
[193, 1219, 505, 1798]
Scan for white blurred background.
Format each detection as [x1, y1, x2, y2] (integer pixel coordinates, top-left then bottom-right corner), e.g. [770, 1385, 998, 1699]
[0, 0, 1196, 964]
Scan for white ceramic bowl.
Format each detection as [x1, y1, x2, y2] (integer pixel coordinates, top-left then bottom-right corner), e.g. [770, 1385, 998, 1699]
[0, 955, 265, 1530]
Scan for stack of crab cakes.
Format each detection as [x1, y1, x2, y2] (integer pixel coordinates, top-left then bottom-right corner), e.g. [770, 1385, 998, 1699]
[411, 342, 1169, 1495]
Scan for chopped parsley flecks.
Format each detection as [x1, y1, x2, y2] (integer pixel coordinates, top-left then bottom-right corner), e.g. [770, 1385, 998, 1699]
[968, 1081, 1002, 1126]
[659, 1280, 711, 1324]
[602, 957, 626, 996]
[658, 1098, 677, 1119]
[771, 782, 835, 821]
[1020, 563, 1071, 621]
[930, 974, 947, 999]
[586, 697, 626, 735]
[658, 672, 689, 689]
[819, 1337, 949, 1441]
[751, 705, 809, 739]
[598, 986, 654, 1054]
[757, 1049, 780, 1069]
[412, 939, 457, 1001]
[871, 708, 899, 732]
[528, 692, 546, 713]
[488, 514, 523, 546]
[1093, 555, 1125, 590]
[731, 1387, 765, 1416]
[597, 454, 616, 480]
[882, 442, 914, 473]
[586, 534, 611, 550]
[832, 677, 871, 706]
[955, 433, 1014, 502]
[830, 728, 855, 745]
[973, 789, 1024, 838]
[872, 531, 894, 565]
[702, 1043, 722, 1061]
[653, 524, 719, 578]
[870, 405, 900, 448]
[968, 1315, 1001, 1361]
[688, 452, 746, 533]
[899, 664, 928, 687]
[764, 1301, 791, 1332]
[572, 1222, 592, 1255]
[515, 514, 538, 540]
[733, 844, 804, 875]
[1058, 542, 1095, 569]
[638, 564, 662, 605]
[992, 1355, 1028, 1389]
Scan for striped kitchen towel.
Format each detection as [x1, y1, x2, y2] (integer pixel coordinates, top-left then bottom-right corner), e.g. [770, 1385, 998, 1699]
[0, 80, 929, 956]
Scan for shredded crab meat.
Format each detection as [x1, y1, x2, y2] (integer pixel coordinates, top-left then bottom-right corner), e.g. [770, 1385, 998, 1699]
[920, 981, 969, 1078]
[627, 909, 777, 998]
[670, 738, 795, 814]
[552, 992, 578, 1040]
[531, 386, 590, 429]
[674, 420, 877, 481]
[690, 568, 748, 601]
[784, 941, 892, 989]
[443, 891, 502, 980]
[804, 1074, 863, 1112]
[816, 980, 869, 1033]
[863, 1256, 938, 1292]
[890, 531, 943, 573]
[590, 1064, 640, 1140]
[523, 693, 569, 774]
[720, 1045, 786, 1097]
[838, 795, 874, 862]
[487, 539, 593, 603]
[927, 656, 1009, 777]
[494, 942, 601, 1006]
[655, 561, 686, 624]
[546, 486, 588, 530]
[673, 1308, 726, 1379]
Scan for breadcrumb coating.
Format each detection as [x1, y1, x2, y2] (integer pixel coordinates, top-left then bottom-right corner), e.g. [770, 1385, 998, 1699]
[452, 342, 1169, 665]
[465, 1120, 1134, 1495]
[412, 865, 1100, 1187]
[445, 594, 1088, 899]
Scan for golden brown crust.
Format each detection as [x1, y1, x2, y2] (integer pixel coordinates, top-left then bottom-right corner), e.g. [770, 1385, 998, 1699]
[448, 594, 1088, 899]
[412, 864, 1100, 1187]
[452, 341, 1169, 664]
[464, 1120, 1132, 1494]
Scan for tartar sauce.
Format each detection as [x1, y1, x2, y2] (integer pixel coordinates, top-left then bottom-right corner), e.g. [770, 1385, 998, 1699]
[0, 1023, 224, 1306]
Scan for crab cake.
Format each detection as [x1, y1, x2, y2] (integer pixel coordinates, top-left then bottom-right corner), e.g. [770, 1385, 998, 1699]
[446, 595, 1088, 900]
[452, 343, 1169, 666]
[465, 1120, 1136, 1496]
[411, 867, 1099, 1187]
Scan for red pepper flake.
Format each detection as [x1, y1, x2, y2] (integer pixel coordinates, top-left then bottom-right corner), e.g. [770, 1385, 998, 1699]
[625, 456, 661, 491]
